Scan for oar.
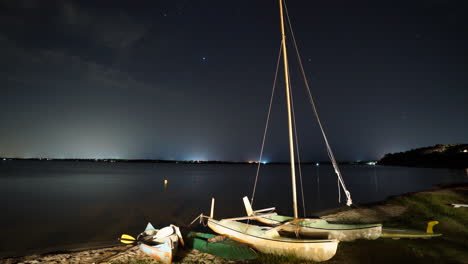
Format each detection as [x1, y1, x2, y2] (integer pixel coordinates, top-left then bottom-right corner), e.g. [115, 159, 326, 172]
[120, 234, 137, 244]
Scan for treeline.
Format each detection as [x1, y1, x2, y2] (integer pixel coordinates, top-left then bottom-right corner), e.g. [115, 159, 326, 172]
[378, 144, 468, 168]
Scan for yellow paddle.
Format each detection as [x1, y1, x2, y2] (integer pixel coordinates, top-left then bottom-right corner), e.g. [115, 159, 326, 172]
[120, 234, 137, 244]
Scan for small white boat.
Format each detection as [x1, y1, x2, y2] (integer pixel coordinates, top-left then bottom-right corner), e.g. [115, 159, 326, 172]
[200, 198, 339, 262]
[207, 217, 339, 262]
[120, 222, 184, 264]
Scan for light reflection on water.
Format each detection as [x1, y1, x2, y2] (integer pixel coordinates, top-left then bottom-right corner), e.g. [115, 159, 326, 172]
[0, 160, 467, 257]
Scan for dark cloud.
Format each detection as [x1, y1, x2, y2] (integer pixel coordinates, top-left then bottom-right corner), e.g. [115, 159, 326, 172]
[59, 1, 149, 50]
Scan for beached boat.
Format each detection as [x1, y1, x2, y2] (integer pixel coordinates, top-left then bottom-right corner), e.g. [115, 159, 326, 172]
[207, 217, 338, 262]
[242, 197, 382, 241]
[204, 0, 385, 260]
[202, 0, 346, 261]
[120, 222, 183, 264]
[228, 0, 383, 243]
[203, 197, 339, 262]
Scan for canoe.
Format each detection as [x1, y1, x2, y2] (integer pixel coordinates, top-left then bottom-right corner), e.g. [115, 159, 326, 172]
[136, 223, 181, 264]
[186, 231, 257, 260]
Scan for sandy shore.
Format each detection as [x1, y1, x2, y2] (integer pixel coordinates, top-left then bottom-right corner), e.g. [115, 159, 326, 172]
[2, 183, 467, 264]
[0, 245, 239, 264]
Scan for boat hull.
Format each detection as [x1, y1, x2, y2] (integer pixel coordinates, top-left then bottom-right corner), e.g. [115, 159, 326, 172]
[256, 215, 382, 241]
[207, 218, 338, 262]
[136, 225, 179, 264]
[138, 241, 174, 264]
[186, 232, 257, 260]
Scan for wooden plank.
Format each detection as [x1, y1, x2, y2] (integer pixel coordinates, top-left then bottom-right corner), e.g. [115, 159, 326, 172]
[224, 213, 277, 221]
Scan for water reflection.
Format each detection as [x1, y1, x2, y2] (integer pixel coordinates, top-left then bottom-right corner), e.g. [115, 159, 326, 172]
[373, 166, 378, 194]
[316, 166, 320, 205]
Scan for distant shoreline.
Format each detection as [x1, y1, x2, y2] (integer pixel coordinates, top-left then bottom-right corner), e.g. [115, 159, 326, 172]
[0, 157, 378, 166]
[378, 144, 468, 169]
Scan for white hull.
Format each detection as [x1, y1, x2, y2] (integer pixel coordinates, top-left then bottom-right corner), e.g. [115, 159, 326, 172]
[136, 223, 180, 264]
[207, 218, 338, 262]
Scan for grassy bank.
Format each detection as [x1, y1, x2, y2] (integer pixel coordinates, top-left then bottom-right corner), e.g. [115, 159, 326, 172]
[250, 183, 468, 264]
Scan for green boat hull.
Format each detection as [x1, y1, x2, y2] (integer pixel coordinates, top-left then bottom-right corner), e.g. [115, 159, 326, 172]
[186, 232, 257, 260]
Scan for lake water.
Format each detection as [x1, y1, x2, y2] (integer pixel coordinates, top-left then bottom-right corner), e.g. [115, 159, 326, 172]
[1, 160, 467, 257]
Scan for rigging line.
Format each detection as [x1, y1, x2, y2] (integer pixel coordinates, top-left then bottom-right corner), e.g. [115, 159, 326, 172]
[338, 178, 341, 203]
[250, 41, 283, 209]
[288, 72, 307, 217]
[284, 0, 352, 206]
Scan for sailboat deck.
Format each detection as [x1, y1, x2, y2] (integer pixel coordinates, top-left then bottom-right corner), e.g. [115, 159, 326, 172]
[213, 219, 337, 243]
[263, 215, 381, 230]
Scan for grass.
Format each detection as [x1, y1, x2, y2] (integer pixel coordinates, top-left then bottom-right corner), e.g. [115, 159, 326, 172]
[254, 186, 468, 264]
[383, 188, 468, 264]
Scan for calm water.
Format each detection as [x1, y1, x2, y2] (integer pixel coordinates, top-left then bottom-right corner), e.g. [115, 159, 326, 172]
[1, 160, 467, 257]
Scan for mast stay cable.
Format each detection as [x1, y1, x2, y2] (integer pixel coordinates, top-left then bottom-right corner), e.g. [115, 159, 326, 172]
[284, 1, 353, 206]
[289, 74, 307, 217]
[250, 43, 283, 209]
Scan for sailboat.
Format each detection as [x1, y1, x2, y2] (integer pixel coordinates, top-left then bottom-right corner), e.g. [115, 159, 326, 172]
[205, 199, 339, 262]
[203, 0, 350, 261]
[235, 0, 383, 242]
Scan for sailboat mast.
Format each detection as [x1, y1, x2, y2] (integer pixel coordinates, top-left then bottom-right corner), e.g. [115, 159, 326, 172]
[279, 0, 298, 219]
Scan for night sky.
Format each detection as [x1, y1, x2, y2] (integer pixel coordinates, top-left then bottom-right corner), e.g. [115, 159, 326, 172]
[0, 0, 467, 161]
